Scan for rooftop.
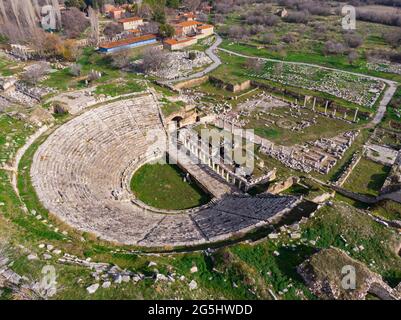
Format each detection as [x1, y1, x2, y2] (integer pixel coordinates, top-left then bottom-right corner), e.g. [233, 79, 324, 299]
[176, 21, 202, 28]
[99, 34, 156, 49]
[164, 37, 195, 45]
[118, 16, 143, 24]
[197, 24, 214, 30]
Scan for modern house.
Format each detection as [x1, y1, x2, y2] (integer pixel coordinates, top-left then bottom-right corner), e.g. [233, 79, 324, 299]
[196, 24, 214, 39]
[175, 21, 203, 37]
[99, 34, 157, 53]
[118, 17, 145, 31]
[164, 20, 214, 51]
[108, 7, 126, 20]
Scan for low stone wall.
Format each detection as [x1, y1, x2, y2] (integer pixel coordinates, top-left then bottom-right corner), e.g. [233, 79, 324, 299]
[173, 75, 210, 90]
[335, 153, 361, 187]
[331, 186, 377, 204]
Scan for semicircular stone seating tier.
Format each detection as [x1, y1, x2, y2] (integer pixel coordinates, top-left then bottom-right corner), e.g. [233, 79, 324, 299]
[31, 94, 300, 247]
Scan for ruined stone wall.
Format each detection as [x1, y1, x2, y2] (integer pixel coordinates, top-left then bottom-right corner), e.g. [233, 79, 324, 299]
[335, 153, 361, 187]
[267, 176, 299, 195]
[173, 76, 210, 90]
[210, 77, 251, 93]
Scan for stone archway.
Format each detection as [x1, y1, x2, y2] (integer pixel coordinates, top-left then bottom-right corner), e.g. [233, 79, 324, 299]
[171, 116, 184, 128]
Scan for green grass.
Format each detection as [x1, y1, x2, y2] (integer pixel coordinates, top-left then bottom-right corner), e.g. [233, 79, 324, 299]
[160, 98, 186, 117]
[372, 200, 401, 221]
[94, 81, 144, 97]
[249, 106, 358, 146]
[0, 114, 36, 166]
[342, 158, 391, 196]
[42, 47, 147, 91]
[0, 55, 23, 76]
[380, 86, 401, 131]
[131, 162, 211, 210]
[212, 51, 375, 115]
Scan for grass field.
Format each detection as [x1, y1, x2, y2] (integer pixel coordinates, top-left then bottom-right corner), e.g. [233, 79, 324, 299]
[246, 105, 358, 146]
[160, 98, 186, 117]
[211, 52, 376, 115]
[0, 118, 399, 299]
[42, 47, 148, 91]
[342, 158, 391, 196]
[131, 163, 211, 210]
[372, 200, 401, 221]
[94, 81, 144, 97]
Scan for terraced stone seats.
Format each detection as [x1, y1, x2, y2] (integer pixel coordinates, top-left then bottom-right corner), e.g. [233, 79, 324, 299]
[31, 95, 300, 247]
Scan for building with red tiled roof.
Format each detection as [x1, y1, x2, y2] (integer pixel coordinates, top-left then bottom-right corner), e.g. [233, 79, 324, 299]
[118, 17, 145, 31]
[108, 7, 126, 20]
[176, 12, 197, 22]
[163, 37, 197, 51]
[99, 34, 157, 53]
[175, 20, 203, 36]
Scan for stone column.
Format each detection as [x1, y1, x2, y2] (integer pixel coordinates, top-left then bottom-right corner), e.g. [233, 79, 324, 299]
[353, 108, 359, 122]
[324, 101, 328, 115]
[312, 97, 316, 111]
[304, 96, 307, 108]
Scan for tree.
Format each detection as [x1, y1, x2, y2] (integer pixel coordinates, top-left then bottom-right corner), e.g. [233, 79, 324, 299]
[348, 51, 358, 65]
[159, 24, 175, 38]
[110, 51, 132, 69]
[70, 64, 82, 76]
[245, 58, 264, 73]
[103, 22, 123, 38]
[21, 62, 50, 85]
[182, 0, 201, 11]
[153, 6, 166, 24]
[139, 21, 160, 34]
[282, 34, 296, 44]
[167, 0, 180, 9]
[344, 33, 363, 49]
[137, 4, 153, 19]
[323, 40, 346, 55]
[65, 0, 86, 10]
[383, 29, 401, 48]
[140, 47, 170, 72]
[61, 7, 90, 39]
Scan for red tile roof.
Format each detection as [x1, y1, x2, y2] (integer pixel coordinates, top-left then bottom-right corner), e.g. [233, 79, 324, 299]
[197, 24, 214, 30]
[118, 16, 143, 24]
[164, 38, 192, 45]
[100, 34, 156, 49]
[176, 21, 202, 27]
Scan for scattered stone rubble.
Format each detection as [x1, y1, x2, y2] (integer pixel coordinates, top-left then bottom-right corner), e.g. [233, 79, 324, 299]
[248, 63, 385, 107]
[367, 59, 401, 76]
[141, 50, 212, 80]
[298, 247, 401, 300]
[260, 131, 359, 174]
